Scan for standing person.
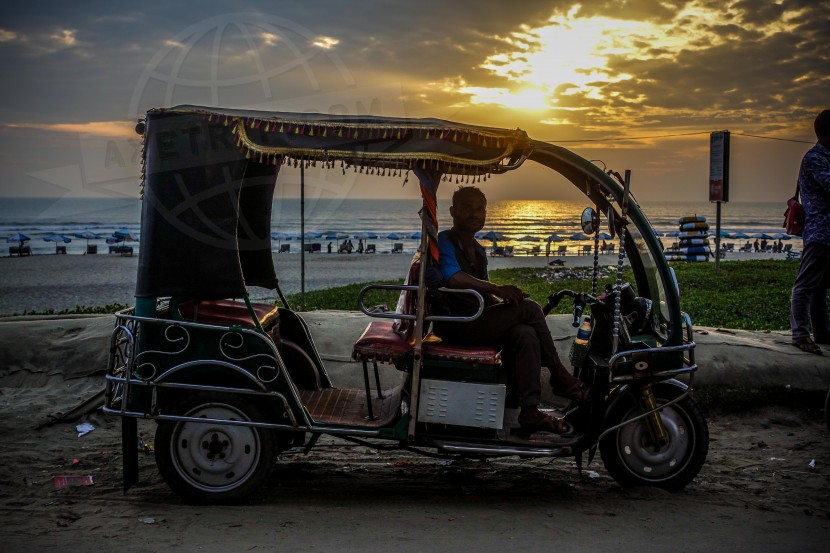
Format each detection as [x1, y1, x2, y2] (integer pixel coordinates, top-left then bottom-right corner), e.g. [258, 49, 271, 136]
[357, 238, 364, 253]
[791, 109, 830, 354]
[753, 239, 759, 252]
[327, 241, 332, 253]
[431, 186, 589, 436]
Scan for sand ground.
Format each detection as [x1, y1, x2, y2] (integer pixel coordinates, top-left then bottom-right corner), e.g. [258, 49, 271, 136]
[0, 311, 828, 552]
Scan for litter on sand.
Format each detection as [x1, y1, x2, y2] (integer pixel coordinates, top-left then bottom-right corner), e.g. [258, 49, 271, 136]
[53, 475, 94, 489]
[76, 422, 95, 437]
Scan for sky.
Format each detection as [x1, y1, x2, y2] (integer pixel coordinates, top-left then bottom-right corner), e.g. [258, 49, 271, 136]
[0, 0, 827, 203]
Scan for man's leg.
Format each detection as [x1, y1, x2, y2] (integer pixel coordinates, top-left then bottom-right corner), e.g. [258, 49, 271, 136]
[502, 324, 542, 408]
[808, 247, 830, 341]
[791, 243, 830, 341]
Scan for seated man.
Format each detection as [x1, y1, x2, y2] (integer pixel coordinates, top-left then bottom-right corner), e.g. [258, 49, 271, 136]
[431, 186, 589, 435]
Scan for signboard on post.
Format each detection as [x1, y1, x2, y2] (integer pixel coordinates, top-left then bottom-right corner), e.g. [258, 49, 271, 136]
[709, 131, 730, 203]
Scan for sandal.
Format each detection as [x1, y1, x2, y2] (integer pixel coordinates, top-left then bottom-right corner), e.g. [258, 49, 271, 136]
[557, 379, 592, 402]
[548, 360, 590, 401]
[517, 409, 572, 435]
[792, 336, 822, 355]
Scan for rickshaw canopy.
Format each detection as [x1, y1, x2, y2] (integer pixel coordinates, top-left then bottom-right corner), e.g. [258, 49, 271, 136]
[137, 106, 533, 300]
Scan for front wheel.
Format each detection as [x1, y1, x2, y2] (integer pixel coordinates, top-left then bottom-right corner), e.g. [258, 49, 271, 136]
[155, 392, 277, 503]
[600, 383, 709, 491]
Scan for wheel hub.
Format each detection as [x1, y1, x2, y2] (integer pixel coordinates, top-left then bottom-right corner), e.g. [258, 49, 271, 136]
[171, 404, 260, 491]
[617, 405, 690, 479]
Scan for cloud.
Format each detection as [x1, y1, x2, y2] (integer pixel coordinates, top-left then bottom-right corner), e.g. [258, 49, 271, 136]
[311, 36, 339, 49]
[4, 121, 135, 139]
[0, 26, 82, 56]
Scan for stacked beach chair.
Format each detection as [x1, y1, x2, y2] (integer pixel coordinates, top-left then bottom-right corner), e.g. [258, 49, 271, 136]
[664, 215, 711, 262]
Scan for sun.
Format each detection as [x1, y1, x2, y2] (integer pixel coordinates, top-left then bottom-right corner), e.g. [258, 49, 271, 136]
[471, 9, 655, 110]
[454, 4, 722, 111]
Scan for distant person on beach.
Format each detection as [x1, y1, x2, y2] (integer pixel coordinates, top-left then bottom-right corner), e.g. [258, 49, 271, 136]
[357, 239, 364, 254]
[431, 186, 589, 435]
[753, 239, 759, 252]
[327, 241, 332, 253]
[790, 109, 830, 355]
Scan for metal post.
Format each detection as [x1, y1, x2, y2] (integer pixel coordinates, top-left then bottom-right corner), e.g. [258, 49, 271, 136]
[714, 201, 721, 271]
[300, 164, 305, 304]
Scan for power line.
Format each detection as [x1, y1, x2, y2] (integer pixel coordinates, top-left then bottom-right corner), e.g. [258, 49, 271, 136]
[542, 130, 813, 145]
[732, 132, 813, 144]
[542, 131, 710, 143]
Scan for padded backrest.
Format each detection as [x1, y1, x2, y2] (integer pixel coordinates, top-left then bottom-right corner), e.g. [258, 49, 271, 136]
[392, 253, 422, 340]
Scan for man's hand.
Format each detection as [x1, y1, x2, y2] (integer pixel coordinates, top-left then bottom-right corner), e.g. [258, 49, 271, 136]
[496, 284, 528, 304]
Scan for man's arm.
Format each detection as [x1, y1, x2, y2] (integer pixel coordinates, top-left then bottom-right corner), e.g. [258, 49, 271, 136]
[445, 271, 526, 303]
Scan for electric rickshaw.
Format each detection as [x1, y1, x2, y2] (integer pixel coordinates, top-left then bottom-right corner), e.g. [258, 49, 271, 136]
[104, 105, 708, 502]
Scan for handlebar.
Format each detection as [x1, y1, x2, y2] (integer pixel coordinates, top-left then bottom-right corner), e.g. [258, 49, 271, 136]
[543, 289, 598, 327]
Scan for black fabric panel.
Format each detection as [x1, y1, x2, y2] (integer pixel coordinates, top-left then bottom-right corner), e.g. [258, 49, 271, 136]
[238, 162, 279, 289]
[136, 111, 249, 299]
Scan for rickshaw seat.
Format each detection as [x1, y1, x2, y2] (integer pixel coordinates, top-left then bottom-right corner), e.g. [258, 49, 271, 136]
[352, 320, 500, 365]
[177, 299, 279, 328]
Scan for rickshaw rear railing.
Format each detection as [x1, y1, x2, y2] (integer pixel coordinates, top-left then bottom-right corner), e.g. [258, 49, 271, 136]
[104, 309, 413, 438]
[104, 308, 312, 425]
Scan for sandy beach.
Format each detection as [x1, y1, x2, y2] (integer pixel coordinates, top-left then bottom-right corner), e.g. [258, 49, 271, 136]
[0, 249, 789, 315]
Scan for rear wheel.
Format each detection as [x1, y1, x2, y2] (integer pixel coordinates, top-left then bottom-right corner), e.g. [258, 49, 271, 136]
[600, 383, 708, 490]
[155, 392, 277, 503]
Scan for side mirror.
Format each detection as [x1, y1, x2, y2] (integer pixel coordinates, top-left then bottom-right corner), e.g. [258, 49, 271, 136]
[581, 207, 599, 235]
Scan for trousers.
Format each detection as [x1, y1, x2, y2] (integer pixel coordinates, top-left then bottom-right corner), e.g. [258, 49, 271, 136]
[433, 299, 559, 407]
[790, 242, 830, 340]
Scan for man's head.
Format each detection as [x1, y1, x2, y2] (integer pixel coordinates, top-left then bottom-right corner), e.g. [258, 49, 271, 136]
[815, 109, 830, 145]
[450, 186, 487, 235]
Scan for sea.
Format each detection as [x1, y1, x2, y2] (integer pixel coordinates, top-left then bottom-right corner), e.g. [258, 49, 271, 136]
[0, 197, 789, 256]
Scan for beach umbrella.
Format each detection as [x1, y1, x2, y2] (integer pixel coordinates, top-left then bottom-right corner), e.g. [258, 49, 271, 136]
[386, 232, 401, 246]
[731, 231, 749, 239]
[770, 233, 792, 240]
[597, 232, 613, 240]
[479, 230, 508, 241]
[546, 233, 564, 242]
[718, 230, 732, 238]
[113, 229, 139, 241]
[7, 232, 30, 244]
[666, 230, 680, 237]
[352, 232, 371, 240]
[569, 232, 591, 241]
[106, 236, 124, 245]
[74, 230, 101, 244]
[750, 232, 773, 239]
[7, 232, 31, 253]
[271, 232, 289, 246]
[408, 231, 422, 240]
[515, 235, 540, 242]
[653, 229, 665, 237]
[43, 233, 72, 253]
[479, 231, 509, 248]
